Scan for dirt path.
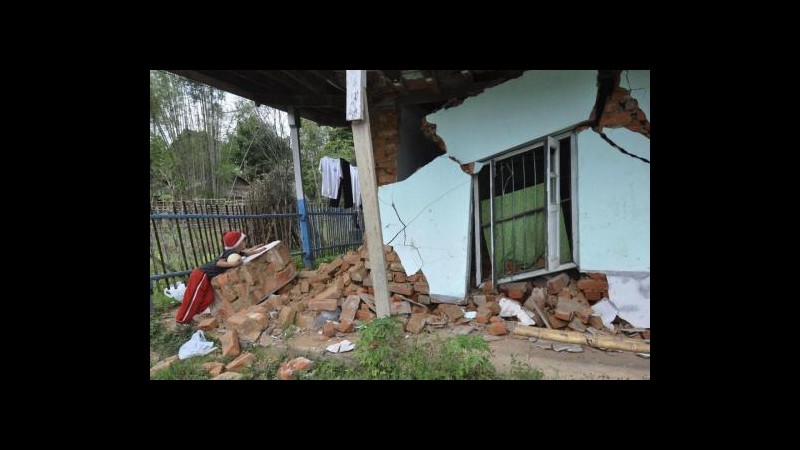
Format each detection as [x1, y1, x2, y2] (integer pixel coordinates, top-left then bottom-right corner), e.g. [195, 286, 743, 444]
[279, 327, 650, 380]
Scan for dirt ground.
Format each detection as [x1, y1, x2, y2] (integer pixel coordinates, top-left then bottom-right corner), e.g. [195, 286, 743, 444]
[268, 326, 650, 380]
[156, 309, 650, 380]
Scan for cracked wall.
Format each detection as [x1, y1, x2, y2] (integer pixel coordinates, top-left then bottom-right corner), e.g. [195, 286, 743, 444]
[375, 70, 650, 302]
[427, 70, 597, 164]
[577, 70, 649, 272]
[378, 155, 472, 301]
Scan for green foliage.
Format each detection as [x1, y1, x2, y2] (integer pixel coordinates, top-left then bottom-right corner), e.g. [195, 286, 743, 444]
[354, 317, 405, 378]
[240, 348, 286, 380]
[149, 319, 194, 361]
[227, 110, 291, 181]
[348, 318, 498, 380]
[503, 356, 544, 380]
[151, 290, 177, 314]
[150, 355, 214, 380]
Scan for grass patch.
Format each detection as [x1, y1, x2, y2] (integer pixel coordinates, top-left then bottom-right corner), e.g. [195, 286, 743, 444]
[150, 319, 194, 364]
[502, 356, 544, 380]
[150, 354, 216, 380]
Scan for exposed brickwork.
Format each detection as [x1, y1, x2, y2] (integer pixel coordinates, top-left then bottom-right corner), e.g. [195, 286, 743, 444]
[370, 106, 399, 186]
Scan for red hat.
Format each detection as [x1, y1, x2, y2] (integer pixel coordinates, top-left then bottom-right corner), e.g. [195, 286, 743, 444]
[223, 231, 247, 250]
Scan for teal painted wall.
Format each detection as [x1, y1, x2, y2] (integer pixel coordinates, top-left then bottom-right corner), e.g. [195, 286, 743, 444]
[427, 70, 597, 164]
[382, 70, 650, 300]
[577, 128, 650, 272]
[378, 155, 472, 300]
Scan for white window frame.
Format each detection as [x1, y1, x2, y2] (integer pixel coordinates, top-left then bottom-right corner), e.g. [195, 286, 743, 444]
[472, 131, 579, 287]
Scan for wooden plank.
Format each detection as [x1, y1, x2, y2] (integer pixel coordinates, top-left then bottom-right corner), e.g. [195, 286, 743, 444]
[346, 70, 365, 121]
[348, 70, 390, 318]
[513, 325, 650, 353]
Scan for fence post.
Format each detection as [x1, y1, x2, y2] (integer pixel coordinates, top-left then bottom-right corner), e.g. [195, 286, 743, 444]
[288, 106, 314, 268]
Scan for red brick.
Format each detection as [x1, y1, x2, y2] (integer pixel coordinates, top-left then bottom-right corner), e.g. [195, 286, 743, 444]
[413, 281, 430, 294]
[577, 279, 608, 292]
[417, 294, 431, 305]
[588, 315, 606, 330]
[221, 330, 241, 358]
[586, 272, 607, 282]
[385, 251, 399, 262]
[277, 357, 314, 380]
[501, 282, 528, 300]
[546, 273, 571, 295]
[276, 304, 297, 329]
[203, 362, 225, 377]
[487, 321, 508, 336]
[523, 287, 546, 313]
[197, 317, 218, 330]
[489, 316, 503, 323]
[393, 272, 407, 283]
[586, 290, 602, 301]
[350, 266, 368, 283]
[391, 301, 412, 315]
[322, 322, 336, 338]
[308, 298, 339, 311]
[554, 298, 592, 323]
[558, 288, 572, 300]
[476, 306, 493, 324]
[295, 311, 315, 329]
[547, 314, 568, 329]
[340, 295, 361, 323]
[338, 320, 355, 333]
[406, 313, 427, 334]
[485, 301, 501, 316]
[355, 310, 375, 322]
[436, 304, 464, 322]
[388, 283, 413, 296]
[225, 352, 255, 372]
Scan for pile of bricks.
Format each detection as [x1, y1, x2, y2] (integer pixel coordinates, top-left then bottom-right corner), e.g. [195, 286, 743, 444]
[200, 240, 647, 353]
[206, 240, 440, 344]
[473, 272, 648, 340]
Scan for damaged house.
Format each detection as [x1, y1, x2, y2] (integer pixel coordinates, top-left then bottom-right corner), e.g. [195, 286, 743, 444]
[169, 70, 650, 328]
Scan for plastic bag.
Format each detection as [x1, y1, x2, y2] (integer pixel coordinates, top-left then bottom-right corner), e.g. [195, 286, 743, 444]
[178, 330, 217, 360]
[164, 282, 186, 302]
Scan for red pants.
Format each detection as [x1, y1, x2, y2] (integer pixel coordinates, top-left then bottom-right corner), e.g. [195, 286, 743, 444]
[175, 269, 214, 324]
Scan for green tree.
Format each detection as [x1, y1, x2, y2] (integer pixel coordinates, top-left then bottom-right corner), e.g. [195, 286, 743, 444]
[149, 70, 230, 198]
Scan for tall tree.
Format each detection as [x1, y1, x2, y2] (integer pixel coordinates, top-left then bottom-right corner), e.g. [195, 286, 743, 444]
[150, 70, 228, 198]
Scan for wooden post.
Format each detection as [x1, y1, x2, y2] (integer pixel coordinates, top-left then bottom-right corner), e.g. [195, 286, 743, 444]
[288, 107, 314, 269]
[346, 70, 390, 319]
[513, 324, 651, 353]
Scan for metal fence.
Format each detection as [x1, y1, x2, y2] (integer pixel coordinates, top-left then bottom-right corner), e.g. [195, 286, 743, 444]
[150, 200, 363, 292]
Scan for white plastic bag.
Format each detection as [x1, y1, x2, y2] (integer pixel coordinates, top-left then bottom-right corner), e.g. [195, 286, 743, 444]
[498, 297, 536, 326]
[164, 282, 186, 302]
[178, 330, 217, 360]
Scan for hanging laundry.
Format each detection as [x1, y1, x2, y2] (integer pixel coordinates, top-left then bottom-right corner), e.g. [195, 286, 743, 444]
[319, 156, 341, 200]
[329, 158, 353, 208]
[350, 165, 361, 208]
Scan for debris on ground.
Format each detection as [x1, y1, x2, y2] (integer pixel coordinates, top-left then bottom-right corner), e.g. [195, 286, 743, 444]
[183, 240, 647, 356]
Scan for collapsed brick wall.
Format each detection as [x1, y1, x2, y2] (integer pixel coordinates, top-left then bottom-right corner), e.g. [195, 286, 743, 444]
[210, 241, 297, 323]
[370, 105, 399, 186]
[584, 71, 650, 138]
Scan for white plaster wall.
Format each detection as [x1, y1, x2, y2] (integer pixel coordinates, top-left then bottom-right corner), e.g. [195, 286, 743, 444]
[378, 155, 472, 300]
[427, 70, 597, 164]
[577, 129, 650, 272]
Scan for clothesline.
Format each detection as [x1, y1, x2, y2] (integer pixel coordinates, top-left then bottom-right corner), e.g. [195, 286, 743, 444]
[319, 156, 362, 208]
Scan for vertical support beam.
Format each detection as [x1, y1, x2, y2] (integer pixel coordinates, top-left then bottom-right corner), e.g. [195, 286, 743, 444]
[288, 107, 314, 269]
[346, 70, 391, 319]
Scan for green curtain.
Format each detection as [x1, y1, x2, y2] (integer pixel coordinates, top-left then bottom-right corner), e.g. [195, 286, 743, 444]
[480, 183, 571, 274]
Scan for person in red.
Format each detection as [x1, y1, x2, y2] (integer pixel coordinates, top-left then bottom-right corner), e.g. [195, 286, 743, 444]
[175, 230, 255, 324]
